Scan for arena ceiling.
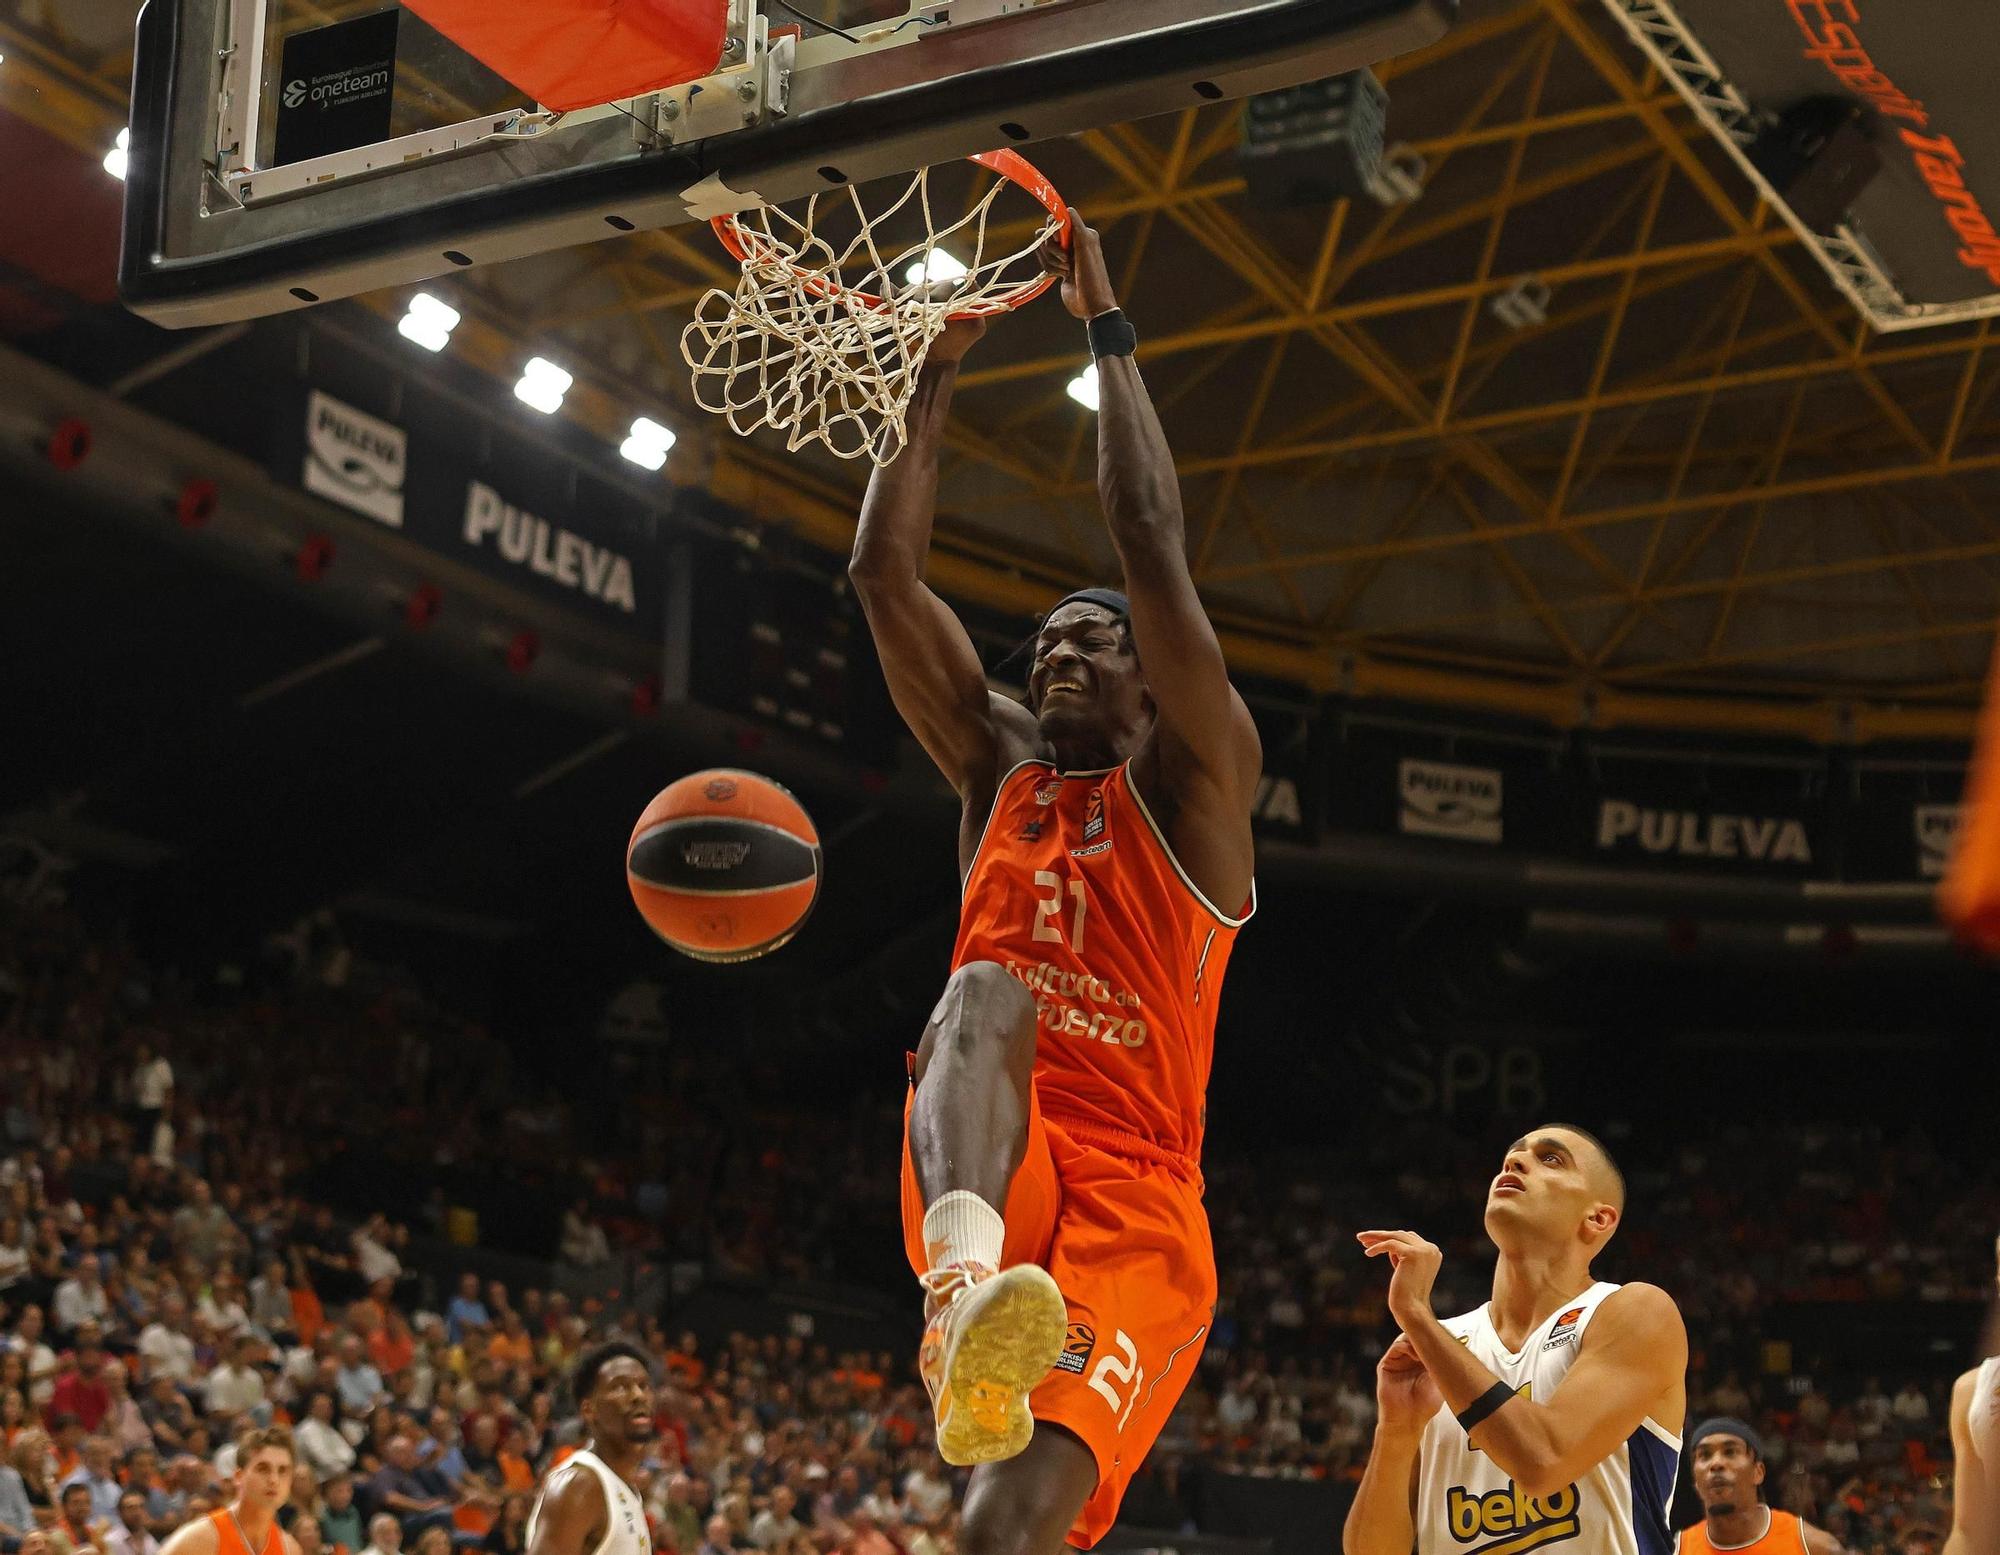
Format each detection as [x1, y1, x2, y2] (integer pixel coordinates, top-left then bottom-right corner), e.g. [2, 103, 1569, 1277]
[7, 0, 2000, 740]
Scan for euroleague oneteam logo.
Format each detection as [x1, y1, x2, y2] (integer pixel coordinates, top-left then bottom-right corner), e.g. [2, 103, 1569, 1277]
[283, 79, 307, 108]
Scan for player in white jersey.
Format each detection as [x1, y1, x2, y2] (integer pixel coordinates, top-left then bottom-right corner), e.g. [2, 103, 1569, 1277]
[1344, 1124, 1687, 1555]
[1944, 1235, 2000, 1555]
[527, 1344, 656, 1555]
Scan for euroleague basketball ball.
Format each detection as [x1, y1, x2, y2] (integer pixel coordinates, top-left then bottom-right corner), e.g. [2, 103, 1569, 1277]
[626, 769, 822, 962]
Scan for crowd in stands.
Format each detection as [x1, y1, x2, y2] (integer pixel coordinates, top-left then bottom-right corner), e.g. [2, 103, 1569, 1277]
[1, 895, 1991, 1555]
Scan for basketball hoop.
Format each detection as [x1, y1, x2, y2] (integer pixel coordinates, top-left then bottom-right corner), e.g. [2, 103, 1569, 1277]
[681, 150, 1070, 466]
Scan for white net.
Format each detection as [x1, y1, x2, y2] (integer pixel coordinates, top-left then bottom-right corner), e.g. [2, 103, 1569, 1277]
[680, 159, 1065, 466]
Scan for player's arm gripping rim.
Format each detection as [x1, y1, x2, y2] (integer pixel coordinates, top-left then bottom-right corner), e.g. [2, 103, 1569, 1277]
[1944, 1368, 1990, 1555]
[523, 1462, 605, 1555]
[848, 313, 1037, 801]
[1367, 1230, 1687, 1499]
[1039, 214, 1262, 804]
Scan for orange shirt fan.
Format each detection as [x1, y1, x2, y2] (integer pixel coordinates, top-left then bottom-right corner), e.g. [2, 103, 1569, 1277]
[398, 0, 727, 113]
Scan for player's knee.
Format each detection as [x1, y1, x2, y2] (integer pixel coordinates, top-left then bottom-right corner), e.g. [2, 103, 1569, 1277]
[936, 961, 1036, 1047]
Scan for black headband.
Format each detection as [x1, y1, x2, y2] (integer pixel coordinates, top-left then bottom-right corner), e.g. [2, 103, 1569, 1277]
[1042, 588, 1130, 630]
[1690, 1418, 1764, 1462]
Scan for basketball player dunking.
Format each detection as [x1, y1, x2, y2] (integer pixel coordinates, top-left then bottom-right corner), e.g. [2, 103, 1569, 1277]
[1944, 1235, 2000, 1555]
[848, 210, 1260, 1554]
[1345, 1126, 1688, 1555]
[156, 1428, 302, 1555]
[525, 1344, 656, 1555]
[1680, 1418, 1843, 1555]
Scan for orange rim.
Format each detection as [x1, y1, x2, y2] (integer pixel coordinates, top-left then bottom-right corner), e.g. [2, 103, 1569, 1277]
[710, 149, 1071, 319]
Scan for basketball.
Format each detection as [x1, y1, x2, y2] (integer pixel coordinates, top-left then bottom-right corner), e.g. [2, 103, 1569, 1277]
[626, 769, 822, 963]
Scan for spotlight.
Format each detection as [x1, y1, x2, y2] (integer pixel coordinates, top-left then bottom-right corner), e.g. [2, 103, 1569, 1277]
[103, 128, 130, 181]
[1066, 363, 1099, 412]
[397, 293, 460, 353]
[513, 357, 572, 415]
[903, 247, 969, 288]
[619, 416, 677, 471]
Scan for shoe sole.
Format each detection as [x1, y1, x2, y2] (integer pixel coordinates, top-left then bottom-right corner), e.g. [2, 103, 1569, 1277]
[936, 1264, 1068, 1467]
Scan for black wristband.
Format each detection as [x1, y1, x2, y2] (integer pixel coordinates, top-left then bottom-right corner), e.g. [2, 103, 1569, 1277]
[1088, 308, 1137, 359]
[1456, 1381, 1516, 1436]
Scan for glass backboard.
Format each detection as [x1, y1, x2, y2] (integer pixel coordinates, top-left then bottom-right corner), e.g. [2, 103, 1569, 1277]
[121, 0, 1455, 327]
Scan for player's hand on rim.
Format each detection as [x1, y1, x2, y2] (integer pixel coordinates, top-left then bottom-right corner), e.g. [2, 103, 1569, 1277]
[1039, 206, 1118, 320]
[1358, 1228, 1444, 1332]
[912, 277, 988, 367]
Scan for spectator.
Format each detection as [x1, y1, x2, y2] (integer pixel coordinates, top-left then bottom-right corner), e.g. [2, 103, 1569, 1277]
[202, 1339, 265, 1424]
[365, 1437, 452, 1539]
[480, 1494, 531, 1555]
[129, 1047, 173, 1150]
[558, 1207, 610, 1272]
[359, 1515, 402, 1555]
[49, 1349, 109, 1435]
[51, 1266, 109, 1343]
[60, 1440, 120, 1524]
[294, 1397, 353, 1484]
[135, 1302, 194, 1387]
[104, 1493, 158, 1555]
[247, 1263, 294, 1344]
[443, 1281, 488, 1349]
[695, 1514, 735, 1555]
[97, 1366, 149, 1458]
[1892, 1382, 1931, 1428]
[170, 1185, 231, 1272]
[348, 1223, 403, 1293]
[317, 1477, 363, 1555]
[661, 1477, 702, 1555]
[8, 1310, 57, 1407]
[54, 1483, 105, 1555]
[0, 1449, 34, 1548]
[334, 1340, 384, 1422]
[748, 1487, 802, 1551]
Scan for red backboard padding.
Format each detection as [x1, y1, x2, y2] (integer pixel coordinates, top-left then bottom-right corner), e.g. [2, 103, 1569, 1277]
[400, 0, 729, 113]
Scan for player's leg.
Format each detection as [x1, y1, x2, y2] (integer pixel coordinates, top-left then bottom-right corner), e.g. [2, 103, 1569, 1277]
[908, 960, 1037, 1214]
[904, 960, 1067, 1467]
[957, 1424, 1098, 1555]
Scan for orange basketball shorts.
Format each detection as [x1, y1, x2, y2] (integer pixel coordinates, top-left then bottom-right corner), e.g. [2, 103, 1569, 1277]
[900, 1078, 1216, 1549]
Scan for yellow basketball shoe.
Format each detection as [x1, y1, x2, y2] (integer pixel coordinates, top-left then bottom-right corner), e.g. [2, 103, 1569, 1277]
[917, 1260, 1067, 1467]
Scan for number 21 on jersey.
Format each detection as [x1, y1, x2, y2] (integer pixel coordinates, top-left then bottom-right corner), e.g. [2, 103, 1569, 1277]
[1033, 870, 1087, 951]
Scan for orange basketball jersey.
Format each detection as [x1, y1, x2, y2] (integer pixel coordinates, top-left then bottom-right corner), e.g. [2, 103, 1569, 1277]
[953, 759, 1253, 1162]
[1678, 1510, 1810, 1555]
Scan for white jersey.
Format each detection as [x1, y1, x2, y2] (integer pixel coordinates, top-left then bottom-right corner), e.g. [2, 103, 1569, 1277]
[1969, 1356, 2000, 1470]
[1416, 1281, 1680, 1555]
[528, 1449, 652, 1555]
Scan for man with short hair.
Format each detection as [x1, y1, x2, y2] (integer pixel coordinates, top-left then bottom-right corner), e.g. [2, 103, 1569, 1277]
[358, 1517, 400, 1555]
[50, 1347, 111, 1433]
[333, 1338, 384, 1421]
[1944, 1236, 2000, 1555]
[694, 1516, 734, 1555]
[60, 1439, 122, 1524]
[105, 1492, 161, 1555]
[156, 1428, 300, 1555]
[747, 1488, 801, 1552]
[1679, 1418, 1843, 1554]
[1344, 1125, 1687, 1555]
[52, 1265, 110, 1343]
[136, 1300, 194, 1386]
[366, 1439, 453, 1540]
[318, 1477, 364, 1555]
[522, 1344, 655, 1555]
[54, 1482, 107, 1555]
[443, 1278, 488, 1348]
[169, 1186, 231, 1272]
